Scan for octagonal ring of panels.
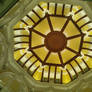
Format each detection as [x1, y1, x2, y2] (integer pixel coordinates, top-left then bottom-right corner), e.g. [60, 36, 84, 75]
[13, 2, 92, 84]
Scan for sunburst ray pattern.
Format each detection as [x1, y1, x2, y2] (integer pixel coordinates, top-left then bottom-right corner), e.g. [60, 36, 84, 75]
[13, 2, 92, 84]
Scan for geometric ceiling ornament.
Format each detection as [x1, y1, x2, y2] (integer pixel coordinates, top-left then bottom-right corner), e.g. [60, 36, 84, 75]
[13, 2, 92, 84]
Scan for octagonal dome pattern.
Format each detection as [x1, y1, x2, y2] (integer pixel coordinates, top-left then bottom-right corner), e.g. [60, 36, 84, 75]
[13, 2, 92, 84]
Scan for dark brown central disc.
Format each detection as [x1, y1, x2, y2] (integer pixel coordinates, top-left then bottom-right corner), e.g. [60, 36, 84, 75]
[44, 31, 67, 52]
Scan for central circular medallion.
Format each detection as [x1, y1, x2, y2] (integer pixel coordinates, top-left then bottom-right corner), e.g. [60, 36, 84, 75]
[44, 31, 67, 52]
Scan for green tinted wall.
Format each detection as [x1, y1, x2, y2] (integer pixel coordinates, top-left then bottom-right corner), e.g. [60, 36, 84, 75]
[0, 0, 18, 18]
